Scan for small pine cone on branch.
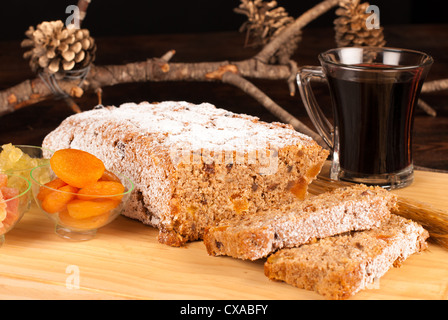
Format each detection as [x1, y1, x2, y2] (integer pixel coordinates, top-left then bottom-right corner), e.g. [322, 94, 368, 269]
[235, 0, 301, 64]
[21, 20, 96, 74]
[334, 0, 386, 48]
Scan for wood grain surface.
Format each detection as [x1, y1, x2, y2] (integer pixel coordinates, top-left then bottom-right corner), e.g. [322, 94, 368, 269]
[0, 169, 447, 300]
[0, 23, 447, 301]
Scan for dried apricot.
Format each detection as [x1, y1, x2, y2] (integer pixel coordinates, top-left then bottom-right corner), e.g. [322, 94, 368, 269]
[50, 149, 105, 188]
[66, 198, 120, 219]
[288, 177, 308, 200]
[37, 177, 67, 201]
[59, 210, 111, 230]
[77, 181, 125, 201]
[41, 184, 78, 214]
[99, 170, 121, 183]
[230, 194, 249, 214]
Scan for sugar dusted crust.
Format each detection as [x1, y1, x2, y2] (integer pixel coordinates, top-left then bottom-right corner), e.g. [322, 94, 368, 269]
[203, 184, 398, 260]
[264, 214, 429, 300]
[42, 101, 329, 246]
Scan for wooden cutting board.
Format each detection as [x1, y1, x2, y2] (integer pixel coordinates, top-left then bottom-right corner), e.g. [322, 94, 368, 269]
[1, 169, 447, 300]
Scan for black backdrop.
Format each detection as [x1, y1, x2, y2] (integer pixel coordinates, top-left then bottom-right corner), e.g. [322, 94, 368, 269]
[0, 0, 447, 41]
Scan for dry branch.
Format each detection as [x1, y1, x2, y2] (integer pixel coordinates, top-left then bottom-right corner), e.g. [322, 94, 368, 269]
[0, 58, 288, 113]
[418, 99, 437, 117]
[221, 71, 323, 143]
[1, 0, 445, 145]
[77, 0, 91, 26]
[256, 0, 339, 63]
[0, 58, 323, 143]
[422, 79, 448, 93]
[0, 0, 344, 149]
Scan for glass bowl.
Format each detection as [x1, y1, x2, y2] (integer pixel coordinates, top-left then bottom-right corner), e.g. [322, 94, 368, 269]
[30, 164, 134, 241]
[0, 173, 32, 247]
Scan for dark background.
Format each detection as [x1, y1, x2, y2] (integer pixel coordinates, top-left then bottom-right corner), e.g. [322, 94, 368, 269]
[0, 0, 447, 41]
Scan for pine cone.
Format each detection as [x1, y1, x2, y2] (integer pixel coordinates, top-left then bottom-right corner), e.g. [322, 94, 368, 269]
[334, 0, 386, 48]
[21, 20, 96, 74]
[235, 0, 301, 64]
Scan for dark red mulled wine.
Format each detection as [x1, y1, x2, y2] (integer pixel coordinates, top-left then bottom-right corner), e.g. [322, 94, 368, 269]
[298, 47, 433, 188]
[327, 63, 425, 175]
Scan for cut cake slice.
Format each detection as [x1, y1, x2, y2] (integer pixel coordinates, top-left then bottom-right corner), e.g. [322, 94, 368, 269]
[203, 184, 397, 260]
[264, 214, 429, 300]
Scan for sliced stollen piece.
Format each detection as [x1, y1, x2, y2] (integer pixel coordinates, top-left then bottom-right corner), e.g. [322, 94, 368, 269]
[42, 101, 329, 246]
[203, 184, 397, 260]
[264, 214, 429, 300]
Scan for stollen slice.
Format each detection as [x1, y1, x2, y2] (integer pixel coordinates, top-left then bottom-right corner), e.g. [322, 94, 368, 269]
[203, 184, 397, 260]
[264, 214, 429, 300]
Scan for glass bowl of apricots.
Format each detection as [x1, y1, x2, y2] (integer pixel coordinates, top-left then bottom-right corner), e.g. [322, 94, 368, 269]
[30, 148, 134, 241]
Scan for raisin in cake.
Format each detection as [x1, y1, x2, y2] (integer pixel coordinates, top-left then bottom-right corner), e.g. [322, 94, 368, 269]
[203, 184, 397, 260]
[264, 214, 429, 300]
[42, 101, 329, 246]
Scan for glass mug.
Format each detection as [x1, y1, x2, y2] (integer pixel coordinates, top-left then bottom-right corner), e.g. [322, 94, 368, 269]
[297, 47, 433, 189]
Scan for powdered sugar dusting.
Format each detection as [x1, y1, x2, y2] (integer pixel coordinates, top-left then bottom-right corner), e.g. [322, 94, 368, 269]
[203, 185, 398, 260]
[72, 101, 316, 152]
[264, 214, 429, 299]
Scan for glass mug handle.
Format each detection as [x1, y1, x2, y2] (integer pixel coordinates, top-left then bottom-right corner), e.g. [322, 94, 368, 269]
[296, 66, 334, 149]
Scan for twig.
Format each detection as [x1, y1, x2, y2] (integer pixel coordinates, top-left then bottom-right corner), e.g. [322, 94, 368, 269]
[0, 59, 324, 144]
[0, 0, 345, 148]
[0, 60, 290, 114]
[221, 71, 326, 146]
[95, 87, 102, 105]
[63, 97, 82, 113]
[256, 0, 340, 63]
[422, 79, 448, 93]
[160, 49, 176, 62]
[77, 0, 91, 27]
[418, 99, 437, 117]
[287, 60, 299, 96]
